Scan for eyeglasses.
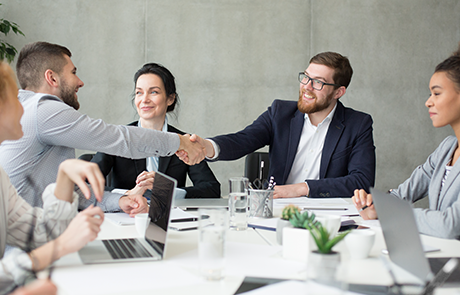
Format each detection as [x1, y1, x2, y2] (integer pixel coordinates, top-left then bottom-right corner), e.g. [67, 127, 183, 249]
[298, 73, 341, 91]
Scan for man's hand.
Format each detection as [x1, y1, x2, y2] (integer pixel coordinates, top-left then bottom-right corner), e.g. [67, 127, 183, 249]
[273, 183, 309, 199]
[177, 134, 206, 165]
[55, 205, 104, 257]
[352, 189, 377, 220]
[119, 194, 149, 217]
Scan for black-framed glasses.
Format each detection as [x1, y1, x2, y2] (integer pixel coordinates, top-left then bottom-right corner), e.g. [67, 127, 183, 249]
[298, 73, 341, 91]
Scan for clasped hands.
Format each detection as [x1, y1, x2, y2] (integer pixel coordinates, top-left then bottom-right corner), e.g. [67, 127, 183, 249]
[176, 134, 213, 165]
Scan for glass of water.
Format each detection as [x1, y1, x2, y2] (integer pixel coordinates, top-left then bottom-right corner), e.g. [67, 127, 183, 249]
[228, 177, 249, 231]
[198, 208, 228, 280]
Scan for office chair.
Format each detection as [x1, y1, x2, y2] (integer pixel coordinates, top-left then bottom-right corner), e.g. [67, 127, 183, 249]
[244, 152, 270, 184]
[78, 153, 112, 187]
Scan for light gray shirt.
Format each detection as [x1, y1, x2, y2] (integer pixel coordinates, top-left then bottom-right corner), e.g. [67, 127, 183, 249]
[391, 136, 460, 239]
[0, 90, 180, 210]
[0, 165, 78, 294]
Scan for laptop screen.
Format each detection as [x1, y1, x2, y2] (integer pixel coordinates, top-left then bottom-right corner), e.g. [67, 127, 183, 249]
[148, 171, 177, 232]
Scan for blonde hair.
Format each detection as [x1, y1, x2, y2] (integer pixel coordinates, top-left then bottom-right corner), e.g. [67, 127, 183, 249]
[0, 61, 16, 101]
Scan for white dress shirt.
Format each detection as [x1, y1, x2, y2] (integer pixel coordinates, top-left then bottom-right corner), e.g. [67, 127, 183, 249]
[285, 105, 337, 186]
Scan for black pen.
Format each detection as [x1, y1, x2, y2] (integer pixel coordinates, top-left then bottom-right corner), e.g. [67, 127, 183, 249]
[359, 202, 373, 212]
[170, 217, 198, 223]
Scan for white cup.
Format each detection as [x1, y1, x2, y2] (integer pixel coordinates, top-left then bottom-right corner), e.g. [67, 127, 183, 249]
[315, 214, 341, 237]
[135, 213, 151, 238]
[345, 229, 376, 260]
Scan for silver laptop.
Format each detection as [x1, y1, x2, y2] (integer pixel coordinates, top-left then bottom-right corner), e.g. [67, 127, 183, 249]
[78, 171, 177, 264]
[371, 187, 435, 283]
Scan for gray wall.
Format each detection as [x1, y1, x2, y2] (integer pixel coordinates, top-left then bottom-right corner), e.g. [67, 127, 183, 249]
[3, 0, 460, 196]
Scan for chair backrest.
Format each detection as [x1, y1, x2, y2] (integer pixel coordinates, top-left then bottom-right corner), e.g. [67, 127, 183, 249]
[244, 152, 270, 183]
[78, 153, 95, 162]
[78, 153, 112, 187]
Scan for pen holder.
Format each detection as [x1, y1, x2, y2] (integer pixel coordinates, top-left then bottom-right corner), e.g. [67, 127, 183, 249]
[248, 189, 273, 218]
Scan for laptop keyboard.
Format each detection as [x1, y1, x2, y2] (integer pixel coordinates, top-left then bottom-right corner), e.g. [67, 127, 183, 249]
[103, 239, 152, 259]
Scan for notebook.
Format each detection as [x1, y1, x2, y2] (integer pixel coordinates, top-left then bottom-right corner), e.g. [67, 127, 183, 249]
[371, 188, 460, 285]
[78, 171, 177, 264]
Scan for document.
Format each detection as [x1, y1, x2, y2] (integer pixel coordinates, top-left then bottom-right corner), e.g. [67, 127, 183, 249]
[273, 198, 359, 216]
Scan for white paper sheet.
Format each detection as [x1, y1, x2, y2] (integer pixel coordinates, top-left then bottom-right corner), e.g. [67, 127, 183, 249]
[273, 198, 359, 216]
[53, 262, 201, 295]
[104, 212, 135, 225]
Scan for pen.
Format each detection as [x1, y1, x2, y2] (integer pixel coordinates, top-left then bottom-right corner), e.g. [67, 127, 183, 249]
[359, 202, 373, 212]
[170, 217, 199, 223]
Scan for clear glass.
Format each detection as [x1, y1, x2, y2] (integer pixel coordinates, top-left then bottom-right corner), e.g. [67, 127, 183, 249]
[228, 177, 249, 231]
[198, 208, 228, 281]
[248, 189, 273, 218]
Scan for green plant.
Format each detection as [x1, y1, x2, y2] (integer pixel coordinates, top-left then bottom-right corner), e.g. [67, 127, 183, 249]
[281, 204, 301, 220]
[305, 222, 350, 254]
[0, 3, 25, 63]
[289, 210, 318, 228]
[288, 210, 350, 254]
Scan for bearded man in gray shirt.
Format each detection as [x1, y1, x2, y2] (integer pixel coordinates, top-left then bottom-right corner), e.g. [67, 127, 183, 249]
[0, 41, 205, 215]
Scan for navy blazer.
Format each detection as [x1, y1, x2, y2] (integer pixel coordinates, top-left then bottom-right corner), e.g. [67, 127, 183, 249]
[92, 123, 221, 198]
[211, 100, 375, 198]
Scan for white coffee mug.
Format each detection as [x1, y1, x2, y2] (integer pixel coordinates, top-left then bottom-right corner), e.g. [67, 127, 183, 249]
[345, 229, 376, 259]
[135, 213, 150, 238]
[315, 214, 341, 237]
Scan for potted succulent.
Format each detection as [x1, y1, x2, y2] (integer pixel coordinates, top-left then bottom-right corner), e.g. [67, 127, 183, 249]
[276, 205, 300, 245]
[302, 216, 350, 283]
[282, 209, 318, 261]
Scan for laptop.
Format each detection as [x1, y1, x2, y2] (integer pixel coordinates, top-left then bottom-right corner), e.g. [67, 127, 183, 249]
[78, 171, 177, 264]
[371, 188, 460, 285]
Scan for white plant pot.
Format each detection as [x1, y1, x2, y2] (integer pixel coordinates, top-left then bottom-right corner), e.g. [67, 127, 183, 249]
[282, 227, 316, 262]
[276, 219, 292, 245]
[307, 251, 341, 284]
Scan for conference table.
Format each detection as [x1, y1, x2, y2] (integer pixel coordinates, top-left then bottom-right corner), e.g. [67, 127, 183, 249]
[50, 198, 460, 295]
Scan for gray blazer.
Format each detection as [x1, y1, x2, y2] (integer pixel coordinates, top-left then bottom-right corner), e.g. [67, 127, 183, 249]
[391, 136, 460, 239]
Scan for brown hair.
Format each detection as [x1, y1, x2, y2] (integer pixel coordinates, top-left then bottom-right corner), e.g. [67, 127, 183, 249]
[16, 41, 71, 90]
[435, 43, 460, 92]
[309, 52, 353, 88]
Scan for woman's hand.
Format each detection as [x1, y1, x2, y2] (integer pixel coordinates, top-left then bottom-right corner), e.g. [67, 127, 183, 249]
[29, 206, 104, 271]
[11, 279, 57, 295]
[55, 159, 105, 203]
[54, 205, 104, 257]
[352, 189, 377, 220]
[119, 194, 149, 217]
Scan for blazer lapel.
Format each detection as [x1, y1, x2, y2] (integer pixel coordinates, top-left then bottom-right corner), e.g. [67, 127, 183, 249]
[320, 102, 345, 178]
[158, 156, 171, 173]
[434, 143, 458, 209]
[283, 110, 305, 183]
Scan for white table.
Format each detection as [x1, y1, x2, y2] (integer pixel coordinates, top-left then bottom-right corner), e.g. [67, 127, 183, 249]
[51, 203, 460, 295]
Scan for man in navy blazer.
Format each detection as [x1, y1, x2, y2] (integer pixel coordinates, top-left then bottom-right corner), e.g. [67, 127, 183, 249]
[187, 51, 375, 198]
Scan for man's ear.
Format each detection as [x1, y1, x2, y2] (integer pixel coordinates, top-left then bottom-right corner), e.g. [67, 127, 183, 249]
[44, 69, 59, 88]
[334, 86, 346, 100]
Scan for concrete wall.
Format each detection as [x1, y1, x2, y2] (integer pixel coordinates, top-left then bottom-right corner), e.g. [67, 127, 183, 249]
[2, 0, 460, 196]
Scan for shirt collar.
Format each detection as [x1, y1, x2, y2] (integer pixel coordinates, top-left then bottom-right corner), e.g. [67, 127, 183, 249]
[304, 103, 337, 127]
[138, 116, 168, 132]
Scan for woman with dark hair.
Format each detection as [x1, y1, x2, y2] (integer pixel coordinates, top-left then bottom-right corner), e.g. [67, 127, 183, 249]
[92, 63, 220, 199]
[354, 43, 460, 239]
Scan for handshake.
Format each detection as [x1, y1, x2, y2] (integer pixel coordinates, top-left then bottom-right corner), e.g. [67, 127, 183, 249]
[176, 134, 215, 165]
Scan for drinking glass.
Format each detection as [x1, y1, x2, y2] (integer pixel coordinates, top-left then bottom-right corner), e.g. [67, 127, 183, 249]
[228, 177, 249, 230]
